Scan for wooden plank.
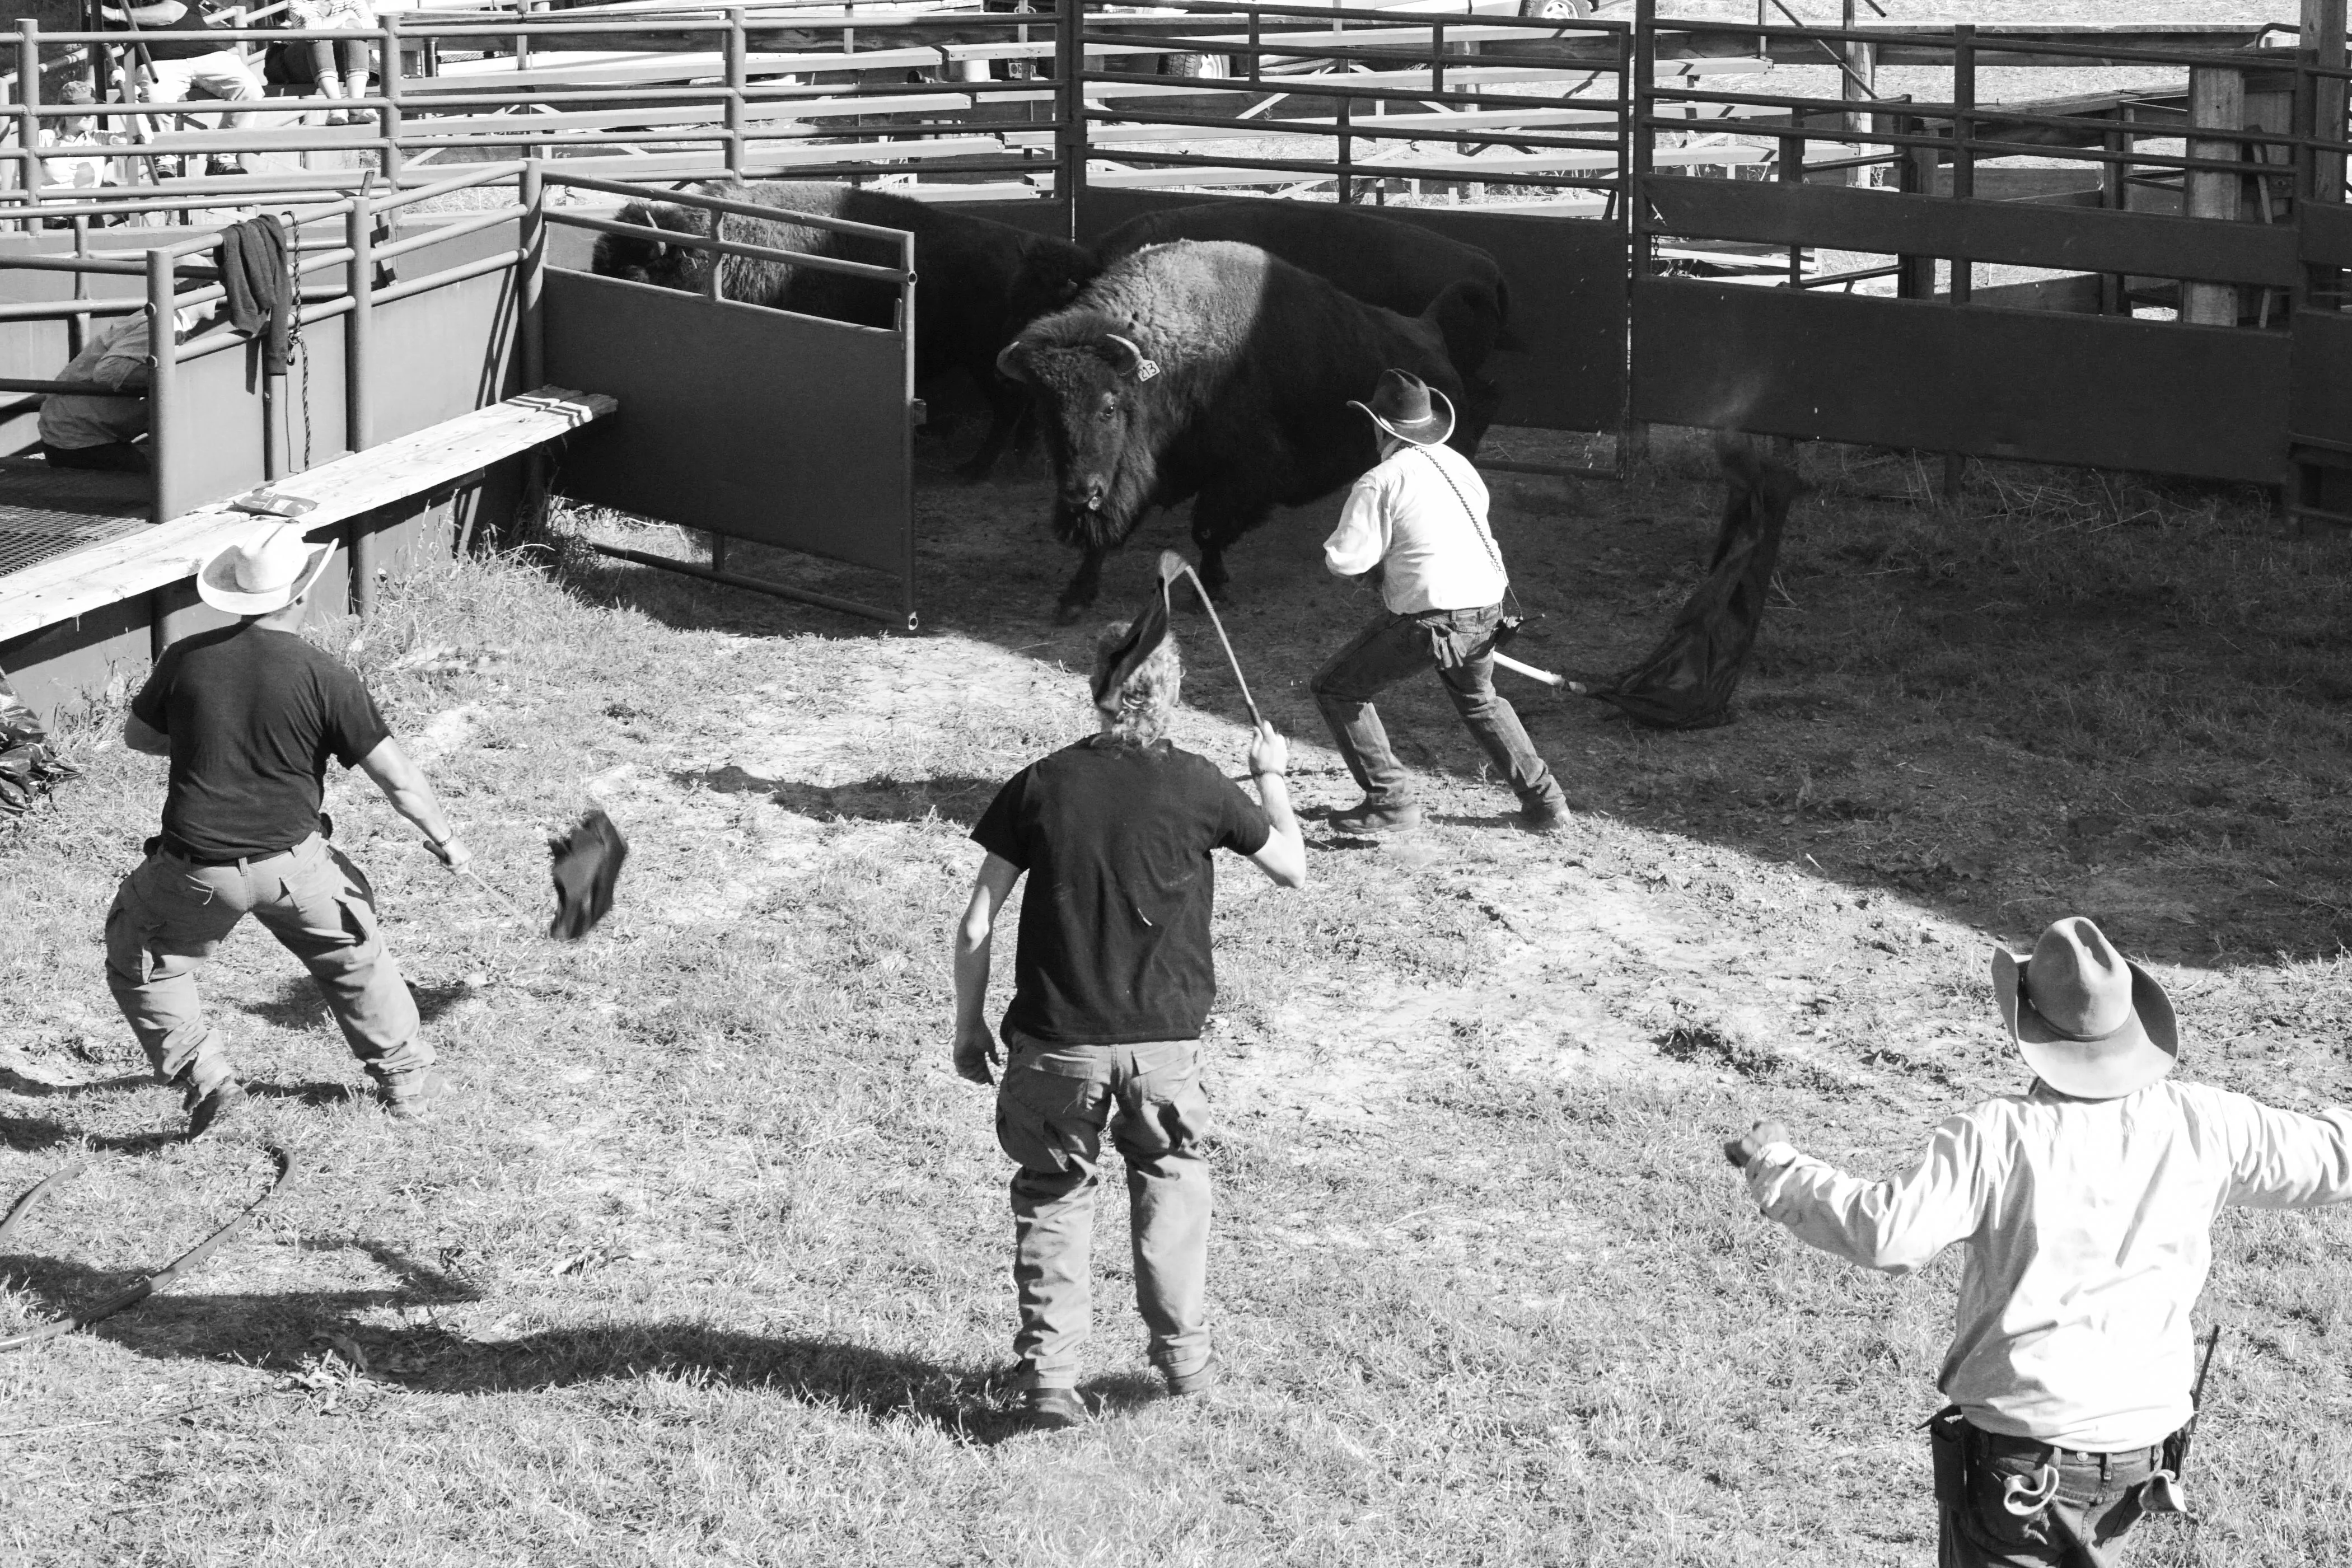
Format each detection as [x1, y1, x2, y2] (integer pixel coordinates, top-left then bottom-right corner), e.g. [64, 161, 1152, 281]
[1643, 178, 2299, 288]
[2304, 200, 2352, 269]
[0, 388, 615, 639]
[1631, 278, 2286, 484]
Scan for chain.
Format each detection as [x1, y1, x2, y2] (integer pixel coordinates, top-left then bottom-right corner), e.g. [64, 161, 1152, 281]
[1415, 446, 1522, 616]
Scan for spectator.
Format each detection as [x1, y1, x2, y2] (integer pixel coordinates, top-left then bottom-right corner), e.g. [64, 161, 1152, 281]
[286, 0, 375, 125]
[100, 0, 261, 174]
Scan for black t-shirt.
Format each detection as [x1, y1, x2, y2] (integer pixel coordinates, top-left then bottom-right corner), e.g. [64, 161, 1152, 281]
[131, 622, 391, 860]
[971, 737, 1271, 1045]
[112, 2, 232, 62]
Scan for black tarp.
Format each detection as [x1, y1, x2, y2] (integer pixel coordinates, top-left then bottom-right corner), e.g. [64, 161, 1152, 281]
[0, 674, 77, 821]
[1586, 442, 1803, 730]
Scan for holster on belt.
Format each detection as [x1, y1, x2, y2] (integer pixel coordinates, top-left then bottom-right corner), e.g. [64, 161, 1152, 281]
[1927, 1406, 1969, 1508]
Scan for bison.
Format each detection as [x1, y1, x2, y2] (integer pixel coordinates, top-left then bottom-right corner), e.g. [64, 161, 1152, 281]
[998, 238, 1501, 620]
[592, 181, 1098, 480]
[1092, 199, 1517, 352]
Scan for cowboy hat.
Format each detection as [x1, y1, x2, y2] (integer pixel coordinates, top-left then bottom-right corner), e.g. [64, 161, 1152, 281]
[1348, 368, 1455, 448]
[1990, 916, 2178, 1099]
[196, 521, 334, 616]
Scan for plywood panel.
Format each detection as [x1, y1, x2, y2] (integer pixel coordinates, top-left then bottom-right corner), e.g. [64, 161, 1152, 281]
[544, 268, 910, 575]
[1632, 278, 2286, 484]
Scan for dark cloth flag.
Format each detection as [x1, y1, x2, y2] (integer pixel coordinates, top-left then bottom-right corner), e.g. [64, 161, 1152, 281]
[1090, 576, 1172, 706]
[548, 809, 628, 940]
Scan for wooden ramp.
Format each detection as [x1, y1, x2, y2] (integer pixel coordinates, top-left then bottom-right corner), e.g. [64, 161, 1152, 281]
[0, 388, 615, 642]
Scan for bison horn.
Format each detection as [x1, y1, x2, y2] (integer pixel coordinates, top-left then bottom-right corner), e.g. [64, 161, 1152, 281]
[995, 340, 1034, 383]
[1101, 334, 1162, 382]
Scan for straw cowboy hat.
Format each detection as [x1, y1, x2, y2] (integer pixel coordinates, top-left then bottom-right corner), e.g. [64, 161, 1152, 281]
[196, 521, 333, 616]
[1348, 368, 1455, 448]
[1991, 916, 2178, 1099]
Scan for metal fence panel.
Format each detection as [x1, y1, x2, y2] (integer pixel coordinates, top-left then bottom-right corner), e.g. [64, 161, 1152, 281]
[543, 266, 910, 575]
[1632, 278, 2286, 484]
[1077, 189, 1627, 433]
[2290, 307, 2352, 453]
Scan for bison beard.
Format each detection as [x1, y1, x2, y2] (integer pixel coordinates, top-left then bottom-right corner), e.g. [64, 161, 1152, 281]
[998, 240, 1498, 621]
[590, 182, 1097, 480]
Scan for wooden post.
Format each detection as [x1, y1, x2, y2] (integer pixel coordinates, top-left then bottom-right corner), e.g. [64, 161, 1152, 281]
[2183, 66, 2245, 326]
[1051, 0, 1083, 242]
[723, 7, 746, 177]
[1950, 25, 1974, 303]
[2308, 0, 2346, 205]
[1841, 0, 1874, 187]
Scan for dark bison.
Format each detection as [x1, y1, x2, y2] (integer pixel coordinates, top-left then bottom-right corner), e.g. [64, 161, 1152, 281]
[592, 181, 1098, 479]
[1093, 199, 1518, 351]
[998, 239, 1500, 620]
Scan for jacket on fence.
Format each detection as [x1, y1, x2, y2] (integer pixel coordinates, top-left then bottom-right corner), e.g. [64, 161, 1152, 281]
[216, 214, 292, 376]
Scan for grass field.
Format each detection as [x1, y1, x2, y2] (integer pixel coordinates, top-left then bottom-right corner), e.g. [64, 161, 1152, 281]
[4, 419, 2352, 1565]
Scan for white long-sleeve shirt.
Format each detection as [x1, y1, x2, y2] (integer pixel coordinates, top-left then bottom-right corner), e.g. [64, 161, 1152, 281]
[1746, 1078, 2352, 1452]
[1323, 441, 1507, 615]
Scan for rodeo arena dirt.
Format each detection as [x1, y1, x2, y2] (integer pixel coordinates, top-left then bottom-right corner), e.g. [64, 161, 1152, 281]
[8, 0, 2352, 1561]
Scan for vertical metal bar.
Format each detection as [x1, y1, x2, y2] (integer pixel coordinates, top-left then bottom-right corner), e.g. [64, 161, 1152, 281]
[518, 159, 544, 389]
[68, 216, 89, 357]
[17, 20, 42, 214]
[724, 6, 746, 177]
[2102, 110, 2126, 313]
[1432, 21, 1443, 98]
[1778, 127, 1802, 285]
[346, 190, 373, 453]
[379, 15, 404, 185]
[1627, 0, 1655, 471]
[145, 247, 175, 527]
[513, 0, 530, 73]
[1337, 87, 1353, 203]
[1053, 0, 1083, 241]
[897, 226, 914, 631]
[1841, 0, 1874, 187]
[1950, 25, 1973, 304]
[1249, 7, 1260, 85]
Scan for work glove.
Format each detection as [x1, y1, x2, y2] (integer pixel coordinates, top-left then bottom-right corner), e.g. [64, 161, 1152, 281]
[1722, 1119, 1790, 1172]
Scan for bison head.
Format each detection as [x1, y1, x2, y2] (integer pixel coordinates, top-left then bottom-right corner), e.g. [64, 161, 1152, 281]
[591, 203, 710, 292]
[997, 327, 1167, 549]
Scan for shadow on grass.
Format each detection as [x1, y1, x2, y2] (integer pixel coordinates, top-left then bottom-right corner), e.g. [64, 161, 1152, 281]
[0, 1112, 185, 1155]
[238, 976, 476, 1032]
[0, 1254, 1079, 1443]
[674, 767, 996, 827]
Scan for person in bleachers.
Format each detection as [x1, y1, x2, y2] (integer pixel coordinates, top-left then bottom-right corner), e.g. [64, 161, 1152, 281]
[100, 0, 261, 174]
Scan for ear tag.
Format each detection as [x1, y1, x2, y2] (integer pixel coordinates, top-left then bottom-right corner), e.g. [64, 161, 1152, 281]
[1134, 358, 1161, 381]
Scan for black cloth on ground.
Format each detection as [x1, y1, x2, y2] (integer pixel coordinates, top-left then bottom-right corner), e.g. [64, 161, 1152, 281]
[131, 622, 391, 862]
[216, 214, 292, 375]
[971, 738, 1270, 1045]
[109, 2, 232, 63]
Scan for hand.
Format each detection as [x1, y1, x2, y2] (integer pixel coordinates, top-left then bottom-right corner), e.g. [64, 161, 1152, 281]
[1246, 722, 1289, 779]
[1722, 1119, 1790, 1171]
[428, 835, 473, 872]
[953, 1021, 1002, 1086]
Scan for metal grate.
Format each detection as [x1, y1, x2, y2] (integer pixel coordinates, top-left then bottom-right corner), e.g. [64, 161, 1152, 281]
[0, 458, 151, 578]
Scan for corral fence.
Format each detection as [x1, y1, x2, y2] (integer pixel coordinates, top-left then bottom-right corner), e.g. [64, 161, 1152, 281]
[0, 0, 2349, 599]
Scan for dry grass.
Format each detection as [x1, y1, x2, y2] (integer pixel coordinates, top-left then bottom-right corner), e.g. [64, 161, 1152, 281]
[3, 423, 2351, 1565]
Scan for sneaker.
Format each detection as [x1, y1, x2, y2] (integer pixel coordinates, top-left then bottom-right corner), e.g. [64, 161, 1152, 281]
[185, 1079, 247, 1138]
[1517, 799, 1574, 836]
[1019, 1386, 1085, 1430]
[1165, 1351, 1223, 1398]
[1329, 799, 1424, 836]
[378, 1067, 455, 1120]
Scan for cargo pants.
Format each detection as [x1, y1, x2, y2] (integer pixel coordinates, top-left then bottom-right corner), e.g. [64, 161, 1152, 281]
[104, 833, 431, 1096]
[994, 1032, 1214, 1389]
[1931, 1410, 2171, 1568]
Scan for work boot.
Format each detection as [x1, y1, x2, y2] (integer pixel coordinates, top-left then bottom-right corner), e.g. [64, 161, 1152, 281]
[1165, 1351, 1223, 1398]
[183, 1078, 247, 1138]
[377, 1066, 455, 1120]
[1329, 799, 1423, 837]
[1517, 798, 1573, 836]
[1019, 1386, 1085, 1430]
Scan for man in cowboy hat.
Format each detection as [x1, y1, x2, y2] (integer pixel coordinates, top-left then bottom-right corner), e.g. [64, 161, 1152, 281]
[1724, 915, 2352, 1566]
[1311, 368, 1570, 837]
[109, 521, 470, 1135]
[953, 618, 1304, 1430]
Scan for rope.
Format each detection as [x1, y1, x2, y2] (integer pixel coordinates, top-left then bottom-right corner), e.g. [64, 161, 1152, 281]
[1414, 445, 1524, 619]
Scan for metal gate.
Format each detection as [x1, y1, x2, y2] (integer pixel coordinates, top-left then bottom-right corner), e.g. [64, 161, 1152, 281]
[536, 175, 918, 629]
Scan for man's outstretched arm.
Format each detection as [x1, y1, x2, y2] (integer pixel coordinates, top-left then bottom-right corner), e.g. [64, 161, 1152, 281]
[356, 737, 469, 868]
[952, 853, 1021, 1085]
[1727, 1113, 1984, 1275]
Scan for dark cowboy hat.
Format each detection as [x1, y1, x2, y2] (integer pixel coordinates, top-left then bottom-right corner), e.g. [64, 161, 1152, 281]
[1348, 368, 1455, 448]
[1990, 916, 2178, 1099]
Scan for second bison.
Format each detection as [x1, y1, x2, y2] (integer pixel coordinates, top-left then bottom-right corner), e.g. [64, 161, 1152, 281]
[998, 238, 1499, 619]
[592, 181, 1097, 479]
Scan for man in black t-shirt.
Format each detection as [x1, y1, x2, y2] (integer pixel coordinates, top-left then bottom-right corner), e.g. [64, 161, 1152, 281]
[109, 522, 471, 1136]
[954, 622, 1305, 1429]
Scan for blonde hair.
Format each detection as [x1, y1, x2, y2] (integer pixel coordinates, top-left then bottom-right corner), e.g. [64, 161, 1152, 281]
[1091, 621, 1182, 749]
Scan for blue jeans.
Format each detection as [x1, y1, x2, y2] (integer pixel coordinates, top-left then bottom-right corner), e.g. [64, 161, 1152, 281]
[994, 1033, 1214, 1389]
[1935, 1415, 2170, 1568]
[1311, 602, 1563, 811]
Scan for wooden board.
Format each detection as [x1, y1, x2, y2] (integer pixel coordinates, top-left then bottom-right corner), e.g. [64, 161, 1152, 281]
[1644, 177, 2300, 289]
[0, 388, 615, 641]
